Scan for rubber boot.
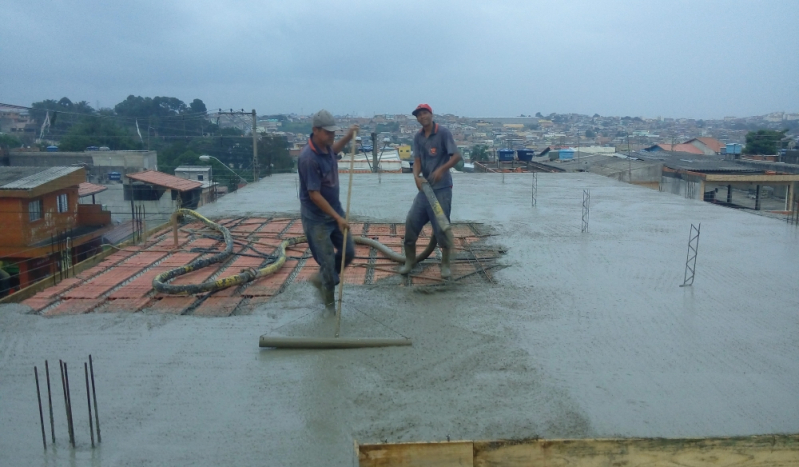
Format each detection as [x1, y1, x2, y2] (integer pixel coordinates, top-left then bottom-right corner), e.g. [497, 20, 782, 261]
[397, 243, 416, 275]
[440, 248, 452, 280]
[322, 286, 335, 311]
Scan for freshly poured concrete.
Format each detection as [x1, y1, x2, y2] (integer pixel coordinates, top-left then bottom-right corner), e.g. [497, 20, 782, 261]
[2, 173, 798, 466]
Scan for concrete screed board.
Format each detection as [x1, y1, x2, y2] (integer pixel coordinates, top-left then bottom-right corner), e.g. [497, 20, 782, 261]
[1, 172, 797, 466]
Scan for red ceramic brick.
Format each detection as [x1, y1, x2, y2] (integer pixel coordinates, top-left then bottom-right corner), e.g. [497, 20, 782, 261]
[192, 297, 242, 317]
[22, 297, 54, 312]
[149, 296, 196, 314]
[97, 297, 151, 313]
[43, 299, 104, 316]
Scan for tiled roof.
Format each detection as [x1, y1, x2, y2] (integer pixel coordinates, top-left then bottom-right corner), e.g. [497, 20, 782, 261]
[0, 166, 83, 190]
[78, 182, 108, 197]
[694, 137, 724, 153]
[127, 170, 202, 192]
[656, 143, 705, 155]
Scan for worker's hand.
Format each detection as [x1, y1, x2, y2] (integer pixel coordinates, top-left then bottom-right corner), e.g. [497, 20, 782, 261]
[349, 125, 359, 137]
[336, 216, 350, 233]
[414, 175, 423, 191]
[430, 167, 445, 183]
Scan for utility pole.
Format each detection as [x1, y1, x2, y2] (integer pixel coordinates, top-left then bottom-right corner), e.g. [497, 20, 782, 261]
[252, 109, 259, 182]
[371, 132, 378, 173]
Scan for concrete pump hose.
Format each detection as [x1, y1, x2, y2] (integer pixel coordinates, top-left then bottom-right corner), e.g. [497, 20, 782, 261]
[152, 210, 438, 295]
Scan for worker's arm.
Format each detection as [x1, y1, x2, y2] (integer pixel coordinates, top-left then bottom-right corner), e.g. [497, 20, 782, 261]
[308, 190, 349, 232]
[332, 125, 359, 155]
[430, 152, 462, 183]
[412, 156, 423, 191]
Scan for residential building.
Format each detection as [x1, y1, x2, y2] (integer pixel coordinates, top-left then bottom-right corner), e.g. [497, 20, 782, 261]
[8, 150, 158, 183]
[0, 166, 112, 294]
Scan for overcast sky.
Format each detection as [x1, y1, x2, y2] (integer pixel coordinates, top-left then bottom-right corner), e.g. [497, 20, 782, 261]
[2, 0, 797, 119]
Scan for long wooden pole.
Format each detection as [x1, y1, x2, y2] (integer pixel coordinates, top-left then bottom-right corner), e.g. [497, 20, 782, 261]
[335, 130, 357, 338]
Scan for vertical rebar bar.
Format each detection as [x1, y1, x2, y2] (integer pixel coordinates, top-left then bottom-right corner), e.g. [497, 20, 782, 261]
[89, 355, 101, 442]
[84, 363, 94, 447]
[35, 366, 47, 450]
[51, 234, 56, 286]
[532, 172, 537, 207]
[581, 189, 590, 233]
[59, 361, 70, 444]
[64, 362, 75, 447]
[45, 360, 55, 444]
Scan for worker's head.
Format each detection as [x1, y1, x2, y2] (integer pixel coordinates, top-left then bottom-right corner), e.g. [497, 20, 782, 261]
[412, 103, 433, 126]
[311, 109, 339, 147]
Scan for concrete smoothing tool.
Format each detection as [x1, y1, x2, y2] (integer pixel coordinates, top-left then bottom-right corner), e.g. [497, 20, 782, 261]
[261, 131, 411, 349]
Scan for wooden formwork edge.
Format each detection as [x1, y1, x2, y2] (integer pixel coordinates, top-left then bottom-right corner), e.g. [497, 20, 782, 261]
[356, 434, 799, 467]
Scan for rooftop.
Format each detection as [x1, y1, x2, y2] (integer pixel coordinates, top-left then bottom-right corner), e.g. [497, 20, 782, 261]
[78, 182, 108, 197]
[1, 173, 798, 465]
[0, 166, 83, 190]
[127, 170, 203, 192]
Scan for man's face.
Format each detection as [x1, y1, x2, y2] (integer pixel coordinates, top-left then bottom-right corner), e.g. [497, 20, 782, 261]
[313, 127, 336, 146]
[415, 110, 432, 126]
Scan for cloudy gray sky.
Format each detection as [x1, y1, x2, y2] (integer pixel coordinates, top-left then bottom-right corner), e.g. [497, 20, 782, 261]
[2, 0, 797, 119]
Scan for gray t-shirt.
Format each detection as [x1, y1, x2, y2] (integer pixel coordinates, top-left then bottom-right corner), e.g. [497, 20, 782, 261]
[412, 122, 458, 190]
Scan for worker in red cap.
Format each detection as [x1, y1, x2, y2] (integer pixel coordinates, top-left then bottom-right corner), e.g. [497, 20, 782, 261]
[398, 104, 461, 279]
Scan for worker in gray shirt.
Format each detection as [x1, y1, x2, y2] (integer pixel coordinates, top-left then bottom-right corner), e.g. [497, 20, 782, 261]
[298, 109, 358, 308]
[399, 104, 461, 279]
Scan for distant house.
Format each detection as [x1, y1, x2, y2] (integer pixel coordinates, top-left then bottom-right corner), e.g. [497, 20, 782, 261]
[124, 170, 204, 225]
[0, 166, 112, 295]
[645, 138, 724, 156]
[685, 137, 724, 155]
[174, 165, 217, 204]
[645, 143, 705, 155]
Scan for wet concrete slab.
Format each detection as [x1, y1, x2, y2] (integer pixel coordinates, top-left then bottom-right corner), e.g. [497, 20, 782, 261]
[2, 172, 798, 466]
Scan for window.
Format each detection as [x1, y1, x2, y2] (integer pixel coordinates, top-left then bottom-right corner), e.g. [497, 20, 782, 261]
[29, 200, 42, 222]
[57, 193, 69, 213]
[197, 175, 203, 181]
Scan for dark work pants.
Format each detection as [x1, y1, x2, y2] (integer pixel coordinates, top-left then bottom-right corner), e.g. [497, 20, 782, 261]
[302, 215, 355, 290]
[403, 186, 453, 249]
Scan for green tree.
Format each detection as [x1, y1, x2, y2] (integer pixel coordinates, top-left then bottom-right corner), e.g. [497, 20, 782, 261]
[584, 129, 596, 138]
[189, 99, 207, 114]
[0, 134, 21, 150]
[471, 144, 489, 162]
[376, 122, 399, 133]
[0, 134, 22, 160]
[258, 134, 293, 175]
[280, 121, 313, 134]
[57, 117, 141, 151]
[743, 129, 788, 155]
[30, 98, 96, 138]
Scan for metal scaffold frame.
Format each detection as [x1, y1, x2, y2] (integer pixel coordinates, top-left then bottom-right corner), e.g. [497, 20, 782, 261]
[680, 223, 701, 287]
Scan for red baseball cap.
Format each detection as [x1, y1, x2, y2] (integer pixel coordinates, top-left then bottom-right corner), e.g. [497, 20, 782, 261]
[412, 103, 432, 116]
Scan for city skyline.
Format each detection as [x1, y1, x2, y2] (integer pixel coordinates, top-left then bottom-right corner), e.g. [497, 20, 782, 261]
[2, 1, 798, 120]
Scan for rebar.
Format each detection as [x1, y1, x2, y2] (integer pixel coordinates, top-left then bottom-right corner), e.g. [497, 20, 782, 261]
[581, 189, 590, 233]
[45, 360, 55, 443]
[35, 366, 47, 450]
[532, 172, 538, 207]
[84, 363, 94, 447]
[59, 360, 72, 446]
[63, 362, 75, 447]
[89, 355, 101, 442]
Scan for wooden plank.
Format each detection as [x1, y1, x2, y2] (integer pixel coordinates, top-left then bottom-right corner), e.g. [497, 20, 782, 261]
[359, 441, 473, 467]
[473, 435, 799, 467]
